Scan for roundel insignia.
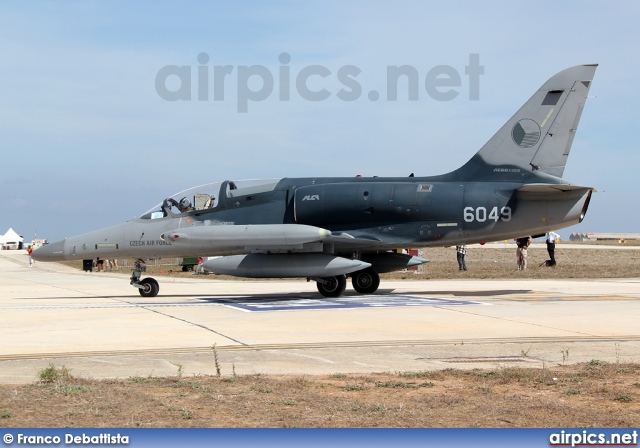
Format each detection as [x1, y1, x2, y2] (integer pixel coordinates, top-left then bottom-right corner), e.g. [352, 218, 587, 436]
[512, 119, 541, 148]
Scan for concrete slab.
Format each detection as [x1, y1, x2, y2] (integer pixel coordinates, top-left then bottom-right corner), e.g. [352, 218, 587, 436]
[1, 252, 639, 383]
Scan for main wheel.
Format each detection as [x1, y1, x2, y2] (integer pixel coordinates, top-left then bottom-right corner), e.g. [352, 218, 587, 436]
[138, 277, 159, 297]
[316, 275, 347, 298]
[351, 268, 380, 294]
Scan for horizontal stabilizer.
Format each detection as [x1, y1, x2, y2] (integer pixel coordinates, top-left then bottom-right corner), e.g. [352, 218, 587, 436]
[517, 184, 594, 193]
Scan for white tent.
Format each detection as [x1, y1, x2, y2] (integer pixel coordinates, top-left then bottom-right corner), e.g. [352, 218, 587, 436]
[0, 228, 24, 250]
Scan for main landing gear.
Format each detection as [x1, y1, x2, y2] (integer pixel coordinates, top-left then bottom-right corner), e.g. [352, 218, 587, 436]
[130, 259, 160, 297]
[350, 267, 380, 294]
[316, 275, 347, 297]
[314, 268, 381, 298]
[128, 261, 381, 299]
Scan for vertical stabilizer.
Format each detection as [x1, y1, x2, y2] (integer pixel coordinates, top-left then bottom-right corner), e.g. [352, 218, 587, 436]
[456, 64, 597, 181]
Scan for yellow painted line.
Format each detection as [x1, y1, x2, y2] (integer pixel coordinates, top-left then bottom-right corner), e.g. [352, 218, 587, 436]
[540, 108, 555, 128]
[3, 336, 640, 361]
[502, 295, 637, 301]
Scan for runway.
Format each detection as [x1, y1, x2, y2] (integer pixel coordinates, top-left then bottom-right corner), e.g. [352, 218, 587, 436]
[1, 251, 640, 384]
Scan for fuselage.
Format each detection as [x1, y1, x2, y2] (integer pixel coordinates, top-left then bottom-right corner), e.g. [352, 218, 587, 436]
[33, 174, 592, 262]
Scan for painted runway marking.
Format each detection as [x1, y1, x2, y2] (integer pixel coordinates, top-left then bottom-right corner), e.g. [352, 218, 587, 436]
[0, 296, 484, 312]
[207, 295, 483, 312]
[502, 295, 638, 301]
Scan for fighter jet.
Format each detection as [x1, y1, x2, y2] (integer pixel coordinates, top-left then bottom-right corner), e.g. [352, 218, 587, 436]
[34, 64, 597, 298]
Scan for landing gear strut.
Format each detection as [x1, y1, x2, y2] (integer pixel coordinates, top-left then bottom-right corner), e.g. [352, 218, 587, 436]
[130, 259, 160, 297]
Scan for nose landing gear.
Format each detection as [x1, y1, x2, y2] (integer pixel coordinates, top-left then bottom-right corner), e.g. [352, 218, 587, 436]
[130, 259, 160, 297]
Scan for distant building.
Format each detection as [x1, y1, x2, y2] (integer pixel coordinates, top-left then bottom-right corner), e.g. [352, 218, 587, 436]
[570, 232, 640, 242]
[31, 238, 48, 248]
[0, 228, 24, 250]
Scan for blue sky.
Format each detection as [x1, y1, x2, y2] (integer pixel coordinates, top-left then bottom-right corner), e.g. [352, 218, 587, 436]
[1, 1, 638, 242]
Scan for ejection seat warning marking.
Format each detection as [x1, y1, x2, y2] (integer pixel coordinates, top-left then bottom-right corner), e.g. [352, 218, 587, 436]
[208, 295, 483, 312]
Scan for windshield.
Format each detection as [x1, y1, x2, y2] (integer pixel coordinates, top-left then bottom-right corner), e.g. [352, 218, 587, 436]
[139, 179, 282, 219]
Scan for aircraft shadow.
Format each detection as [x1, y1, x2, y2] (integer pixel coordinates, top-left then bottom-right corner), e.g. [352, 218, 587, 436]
[12, 289, 529, 302]
[398, 289, 532, 297]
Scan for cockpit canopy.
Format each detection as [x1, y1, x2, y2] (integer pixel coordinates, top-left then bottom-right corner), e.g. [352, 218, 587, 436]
[139, 179, 282, 219]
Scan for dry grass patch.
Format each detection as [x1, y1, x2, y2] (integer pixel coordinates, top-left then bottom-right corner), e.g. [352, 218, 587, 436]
[1, 362, 638, 428]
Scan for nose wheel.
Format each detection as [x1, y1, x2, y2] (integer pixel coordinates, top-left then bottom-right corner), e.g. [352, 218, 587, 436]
[138, 278, 159, 297]
[130, 259, 160, 297]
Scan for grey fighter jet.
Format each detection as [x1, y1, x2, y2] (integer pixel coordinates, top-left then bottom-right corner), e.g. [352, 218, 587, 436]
[34, 64, 598, 298]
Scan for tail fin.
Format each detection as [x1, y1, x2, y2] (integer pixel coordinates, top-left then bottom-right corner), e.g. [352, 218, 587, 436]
[456, 64, 597, 181]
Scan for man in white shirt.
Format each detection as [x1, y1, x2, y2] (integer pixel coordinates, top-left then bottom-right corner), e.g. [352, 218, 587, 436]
[546, 231, 560, 266]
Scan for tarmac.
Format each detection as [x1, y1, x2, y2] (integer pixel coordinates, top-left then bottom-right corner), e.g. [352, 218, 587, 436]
[1, 250, 639, 384]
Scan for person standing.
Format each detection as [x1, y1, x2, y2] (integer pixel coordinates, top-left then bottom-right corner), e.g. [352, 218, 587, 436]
[515, 236, 532, 270]
[27, 245, 34, 267]
[456, 245, 467, 271]
[546, 231, 560, 266]
[195, 257, 204, 274]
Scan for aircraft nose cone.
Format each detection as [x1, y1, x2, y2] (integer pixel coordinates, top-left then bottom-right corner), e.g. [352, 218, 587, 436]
[32, 240, 66, 261]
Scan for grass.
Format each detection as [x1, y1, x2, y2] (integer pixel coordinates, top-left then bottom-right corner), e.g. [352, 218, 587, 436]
[38, 364, 72, 385]
[169, 361, 184, 379]
[212, 344, 222, 377]
[128, 376, 150, 384]
[342, 384, 366, 392]
[0, 361, 638, 428]
[374, 381, 434, 389]
[53, 384, 93, 395]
